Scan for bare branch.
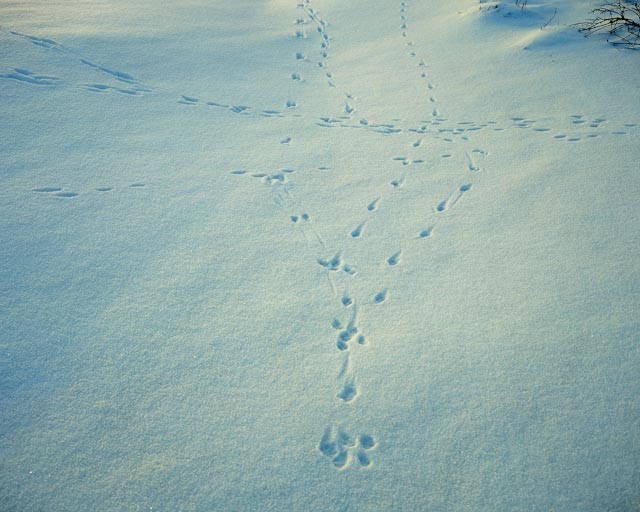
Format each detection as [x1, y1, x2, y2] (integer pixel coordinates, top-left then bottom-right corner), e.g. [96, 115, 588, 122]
[575, 0, 640, 48]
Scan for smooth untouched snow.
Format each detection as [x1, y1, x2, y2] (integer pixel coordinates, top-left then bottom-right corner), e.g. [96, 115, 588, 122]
[1, 0, 639, 510]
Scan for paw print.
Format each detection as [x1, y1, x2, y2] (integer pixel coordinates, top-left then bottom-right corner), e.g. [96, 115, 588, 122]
[331, 314, 366, 351]
[290, 212, 310, 223]
[319, 427, 377, 470]
[317, 252, 356, 275]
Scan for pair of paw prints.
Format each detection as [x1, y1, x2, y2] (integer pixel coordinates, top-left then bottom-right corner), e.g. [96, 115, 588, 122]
[319, 426, 377, 469]
[32, 183, 144, 199]
[317, 252, 356, 275]
[332, 316, 366, 351]
[291, 212, 310, 223]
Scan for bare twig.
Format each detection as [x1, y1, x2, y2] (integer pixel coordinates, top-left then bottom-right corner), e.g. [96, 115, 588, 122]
[575, 0, 640, 48]
[541, 8, 558, 30]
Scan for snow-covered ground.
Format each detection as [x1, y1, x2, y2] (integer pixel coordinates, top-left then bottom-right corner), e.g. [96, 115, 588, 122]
[1, 0, 639, 510]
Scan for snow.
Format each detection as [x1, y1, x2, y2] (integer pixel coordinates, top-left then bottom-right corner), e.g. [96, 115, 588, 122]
[1, 0, 639, 510]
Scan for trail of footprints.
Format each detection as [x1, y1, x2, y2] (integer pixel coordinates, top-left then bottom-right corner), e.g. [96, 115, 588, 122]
[292, 0, 364, 124]
[4, 31, 152, 96]
[227, 2, 494, 472]
[32, 183, 146, 199]
[3, 29, 292, 116]
[5, 29, 636, 142]
[225, 0, 639, 472]
[16, 0, 640, 472]
[400, 1, 443, 120]
[0, 67, 60, 86]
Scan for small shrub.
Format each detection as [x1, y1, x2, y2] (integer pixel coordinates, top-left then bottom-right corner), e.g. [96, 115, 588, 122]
[577, 0, 640, 48]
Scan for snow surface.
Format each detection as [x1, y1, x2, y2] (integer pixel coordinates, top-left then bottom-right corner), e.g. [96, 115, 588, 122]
[1, 0, 639, 510]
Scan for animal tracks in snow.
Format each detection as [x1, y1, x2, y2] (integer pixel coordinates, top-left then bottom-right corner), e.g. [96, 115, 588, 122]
[337, 377, 359, 403]
[319, 427, 377, 470]
[218, 0, 640, 473]
[8, 30, 152, 94]
[350, 222, 367, 238]
[31, 183, 145, 200]
[0, 68, 59, 86]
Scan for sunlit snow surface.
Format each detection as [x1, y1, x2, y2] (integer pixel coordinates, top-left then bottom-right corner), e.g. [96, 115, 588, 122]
[1, 0, 639, 510]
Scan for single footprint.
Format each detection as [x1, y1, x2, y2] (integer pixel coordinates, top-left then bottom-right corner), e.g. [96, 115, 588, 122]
[367, 198, 380, 211]
[319, 428, 339, 458]
[419, 225, 435, 238]
[337, 378, 358, 402]
[359, 434, 376, 450]
[373, 288, 388, 304]
[332, 449, 350, 469]
[351, 222, 367, 238]
[449, 184, 472, 208]
[179, 95, 199, 104]
[33, 187, 62, 193]
[356, 450, 371, 467]
[343, 264, 357, 276]
[387, 251, 402, 266]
